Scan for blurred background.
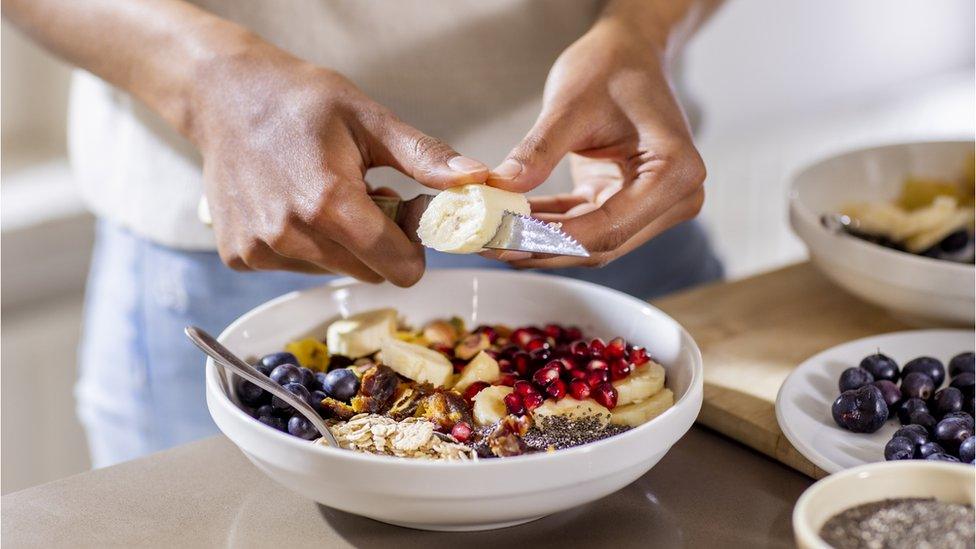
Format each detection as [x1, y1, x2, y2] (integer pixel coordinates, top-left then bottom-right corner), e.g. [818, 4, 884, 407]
[2, 0, 974, 493]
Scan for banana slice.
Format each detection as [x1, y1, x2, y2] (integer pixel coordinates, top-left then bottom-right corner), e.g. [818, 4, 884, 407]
[453, 350, 501, 392]
[613, 362, 666, 406]
[326, 308, 397, 359]
[610, 389, 674, 427]
[531, 397, 612, 427]
[378, 339, 453, 387]
[417, 184, 530, 253]
[472, 385, 514, 426]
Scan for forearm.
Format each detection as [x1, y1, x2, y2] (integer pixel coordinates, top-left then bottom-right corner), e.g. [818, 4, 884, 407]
[601, 0, 723, 57]
[2, 0, 262, 142]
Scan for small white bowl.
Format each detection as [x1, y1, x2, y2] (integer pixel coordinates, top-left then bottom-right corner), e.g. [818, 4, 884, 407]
[205, 269, 703, 531]
[789, 140, 975, 326]
[793, 461, 975, 549]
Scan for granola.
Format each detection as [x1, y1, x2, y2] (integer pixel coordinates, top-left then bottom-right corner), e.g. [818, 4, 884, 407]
[318, 414, 477, 461]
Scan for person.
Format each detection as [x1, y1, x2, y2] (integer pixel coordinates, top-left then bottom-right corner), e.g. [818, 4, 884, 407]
[3, 0, 723, 467]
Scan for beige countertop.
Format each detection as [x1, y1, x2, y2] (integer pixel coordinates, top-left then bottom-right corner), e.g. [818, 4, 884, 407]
[1, 427, 809, 548]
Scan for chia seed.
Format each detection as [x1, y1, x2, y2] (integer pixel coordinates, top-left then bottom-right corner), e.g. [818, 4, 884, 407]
[522, 415, 631, 451]
[819, 498, 975, 549]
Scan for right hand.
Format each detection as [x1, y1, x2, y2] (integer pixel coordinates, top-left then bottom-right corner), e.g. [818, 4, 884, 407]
[192, 39, 488, 286]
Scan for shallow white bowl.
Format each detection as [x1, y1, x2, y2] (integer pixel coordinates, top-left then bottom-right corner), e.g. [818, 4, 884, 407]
[793, 461, 975, 549]
[205, 269, 703, 531]
[789, 140, 975, 326]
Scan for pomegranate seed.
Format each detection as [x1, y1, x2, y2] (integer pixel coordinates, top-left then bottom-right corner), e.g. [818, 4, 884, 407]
[452, 359, 467, 373]
[533, 365, 561, 386]
[484, 349, 499, 360]
[589, 338, 606, 358]
[629, 346, 650, 366]
[592, 382, 618, 409]
[566, 326, 583, 341]
[570, 340, 590, 357]
[586, 370, 609, 388]
[475, 325, 499, 344]
[544, 359, 567, 372]
[555, 357, 576, 371]
[511, 328, 535, 348]
[462, 381, 490, 402]
[512, 352, 532, 376]
[504, 392, 526, 415]
[497, 358, 513, 372]
[529, 348, 552, 365]
[451, 421, 473, 442]
[586, 359, 609, 372]
[433, 343, 455, 357]
[569, 379, 591, 400]
[523, 391, 544, 411]
[501, 344, 520, 358]
[513, 380, 538, 397]
[610, 359, 632, 381]
[606, 337, 627, 360]
[544, 324, 564, 341]
[545, 378, 567, 400]
[525, 338, 549, 352]
[497, 373, 517, 387]
[568, 369, 588, 381]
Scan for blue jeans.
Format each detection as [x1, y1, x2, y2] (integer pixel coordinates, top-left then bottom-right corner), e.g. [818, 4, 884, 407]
[77, 219, 722, 467]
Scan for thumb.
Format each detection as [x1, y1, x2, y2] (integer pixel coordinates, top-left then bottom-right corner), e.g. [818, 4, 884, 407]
[371, 118, 488, 190]
[489, 112, 579, 192]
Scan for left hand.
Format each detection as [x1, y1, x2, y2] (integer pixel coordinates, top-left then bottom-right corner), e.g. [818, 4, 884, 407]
[487, 17, 706, 268]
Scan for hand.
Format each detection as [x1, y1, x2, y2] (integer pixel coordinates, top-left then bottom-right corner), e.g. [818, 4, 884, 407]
[193, 39, 488, 285]
[488, 18, 706, 268]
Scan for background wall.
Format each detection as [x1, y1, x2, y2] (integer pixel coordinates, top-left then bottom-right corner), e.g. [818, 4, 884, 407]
[2, 0, 974, 494]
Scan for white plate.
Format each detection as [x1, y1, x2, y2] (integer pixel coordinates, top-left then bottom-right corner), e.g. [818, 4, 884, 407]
[775, 329, 974, 474]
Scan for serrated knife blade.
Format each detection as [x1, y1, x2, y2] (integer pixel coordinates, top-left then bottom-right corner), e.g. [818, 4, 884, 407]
[484, 212, 589, 257]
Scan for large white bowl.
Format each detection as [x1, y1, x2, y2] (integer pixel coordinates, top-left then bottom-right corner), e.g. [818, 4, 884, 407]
[205, 269, 703, 531]
[789, 140, 975, 326]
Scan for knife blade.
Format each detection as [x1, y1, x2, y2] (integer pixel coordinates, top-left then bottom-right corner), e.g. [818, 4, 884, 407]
[199, 194, 589, 257]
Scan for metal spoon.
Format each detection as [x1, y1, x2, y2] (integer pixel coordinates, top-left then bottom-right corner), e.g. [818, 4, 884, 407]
[184, 326, 339, 447]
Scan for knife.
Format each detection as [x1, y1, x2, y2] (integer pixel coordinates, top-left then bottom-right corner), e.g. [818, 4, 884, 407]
[198, 194, 589, 258]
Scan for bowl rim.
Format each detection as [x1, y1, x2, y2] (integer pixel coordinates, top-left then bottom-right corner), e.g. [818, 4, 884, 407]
[788, 138, 975, 276]
[791, 460, 976, 549]
[206, 268, 704, 469]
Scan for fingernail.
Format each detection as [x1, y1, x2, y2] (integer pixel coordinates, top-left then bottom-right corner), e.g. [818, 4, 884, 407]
[447, 156, 487, 174]
[491, 159, 522, 180]
[497, 251, 533, 261]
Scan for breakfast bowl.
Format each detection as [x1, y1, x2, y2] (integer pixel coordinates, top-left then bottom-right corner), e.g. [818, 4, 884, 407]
[789, 139, 975, 326]
[205, 269, 703, 531]
[792, 461, 975, 549]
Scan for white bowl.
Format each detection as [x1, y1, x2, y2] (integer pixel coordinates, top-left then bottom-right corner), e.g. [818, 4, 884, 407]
[789, 140, 975, 326]
[205, 269, 703, 531]
[792, 461, 975, 549]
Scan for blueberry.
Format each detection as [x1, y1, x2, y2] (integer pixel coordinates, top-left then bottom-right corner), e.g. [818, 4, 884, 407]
[884, 436, 915, 461]
[898, 397, 929, 425]
[299, 367, 316, 389]
[959, 436, 975, 463]
[287, 414, 319, 440]
[257, 414, 286, 432]
[943, 411, 975, 431]
[259, 352, 299, 374]
[949, 352, 975, 377]
[269, 364, 304, 386]
[253, 404, 274, 419]
[934, 416, 974, 454]
[893, 424, 929, 447]
[918, 441, 945, 459]
[901, 372, 935, 401]
[321, 368, 360, 402]
[966, 395, 975, 417]
[310, 389, 328, 417]
[932, 387, 964, 418]
[925, 452, 961, 462]
[859, 353, 900, 383]
[831, 385, 888, 433]
[237, 378, 267, 406]
[950, 372, 975, 398]
[272, 382, 311, 412]
[871, 380, 901, 418]
[909, 410, 938, 433]
[903, 357, 945, 388]
[839, 367, 874, 392]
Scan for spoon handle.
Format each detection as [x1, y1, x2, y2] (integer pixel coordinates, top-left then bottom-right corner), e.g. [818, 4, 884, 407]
[184, 326, 339, 447]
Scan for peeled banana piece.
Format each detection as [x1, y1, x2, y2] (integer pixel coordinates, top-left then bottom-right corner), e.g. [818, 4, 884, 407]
[326, 308, 397, 359]
[417, 184, 530, 253]
[472, 385, 514, 426]
[531, 397, 612, 427]
[610, 389, 674, 427]
[453, 350, 501, 392]
[612, 362, 665, 406]
[378, 338, 453, 387]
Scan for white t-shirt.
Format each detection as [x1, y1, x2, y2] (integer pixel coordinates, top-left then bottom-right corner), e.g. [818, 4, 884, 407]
[68, 0, 604, 249]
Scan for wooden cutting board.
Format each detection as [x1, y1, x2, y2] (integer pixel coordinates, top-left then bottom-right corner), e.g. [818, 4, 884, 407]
[651, 262, 915, 479]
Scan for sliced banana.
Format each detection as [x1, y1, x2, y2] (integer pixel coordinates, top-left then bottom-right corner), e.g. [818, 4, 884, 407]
[610, 389, 674, 427]
[326, 308, 397, 359]
[453, 350, 501, 392]
[472, 385, 514, 426]
[531, 397, 611, 427]
[612, 362, 665, 406]
[378, 338, 453, 387]
[417, 184, 530, 253]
